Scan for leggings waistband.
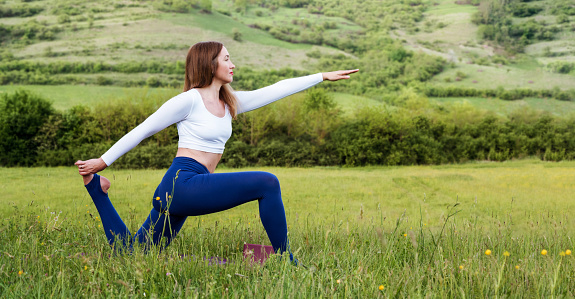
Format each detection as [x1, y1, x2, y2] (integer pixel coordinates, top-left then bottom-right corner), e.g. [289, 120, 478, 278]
[169, 156, 209, 174]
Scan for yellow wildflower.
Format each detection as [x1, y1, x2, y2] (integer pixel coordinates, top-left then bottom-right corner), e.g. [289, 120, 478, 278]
[503, 251, 510, 257]
[459, 265, 464, 270]
[336, 279, 341, 284]
[379, 285, 384, 291]
[566, 249, 572, 256]
[485, 249, 491, 256]
[84, 266, 87, 270]
[541, 249, 547, 256]
[18, 270, 23, 275]
[155, 197, 160, 201]
[403, 234, 407, 237]
[560, 251, 566, 257]
[515, 265, 520, 270]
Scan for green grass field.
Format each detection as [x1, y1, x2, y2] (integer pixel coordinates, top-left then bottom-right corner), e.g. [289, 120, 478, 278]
[429, 59, 575, 91]
[2, 161, 574, 296]
[1, 1, 575, 295]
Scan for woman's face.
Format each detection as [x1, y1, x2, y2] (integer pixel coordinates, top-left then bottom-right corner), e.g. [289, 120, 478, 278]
[214, 46, 235, 84]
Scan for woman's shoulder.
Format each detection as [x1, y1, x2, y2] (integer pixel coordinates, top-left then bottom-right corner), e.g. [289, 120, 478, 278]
[169, 89, 202, 103]
[158, 89, 200, 114]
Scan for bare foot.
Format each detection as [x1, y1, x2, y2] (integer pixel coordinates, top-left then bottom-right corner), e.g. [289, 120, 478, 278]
[82, 174, 111, 194]
[100, 176, 111, 193]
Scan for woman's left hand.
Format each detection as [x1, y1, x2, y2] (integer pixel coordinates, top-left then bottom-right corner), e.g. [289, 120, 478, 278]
[322, 69, 359, 81]
[75, 158, 107, 176]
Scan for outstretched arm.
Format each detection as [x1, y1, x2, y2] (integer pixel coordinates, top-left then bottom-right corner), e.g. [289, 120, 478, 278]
[75, 92, 193, 176]
[235, 69, 358, 114]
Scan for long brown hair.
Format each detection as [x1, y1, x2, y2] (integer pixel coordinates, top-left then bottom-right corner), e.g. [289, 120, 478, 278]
[184, 41, 238, 118]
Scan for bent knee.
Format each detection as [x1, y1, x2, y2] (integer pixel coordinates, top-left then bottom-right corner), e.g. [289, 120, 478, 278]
[100, 176, 111, 194]
[259, 172, 280, 191]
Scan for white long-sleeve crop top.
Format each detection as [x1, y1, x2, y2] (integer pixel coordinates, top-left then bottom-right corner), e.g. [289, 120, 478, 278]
[100, 73, 324, 166]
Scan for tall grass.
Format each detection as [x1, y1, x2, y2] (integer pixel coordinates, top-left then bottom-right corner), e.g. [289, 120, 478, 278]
[1, 161, 574, 297]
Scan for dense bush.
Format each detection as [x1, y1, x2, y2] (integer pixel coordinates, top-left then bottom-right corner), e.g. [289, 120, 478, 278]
[0, 90, 54, 166]
[0, 5, 43, 17]
[0, 19, 60, 43]
[152, 0, 211, 13]
[423, 86, 575, 101]
[0, 60, 185, 75]
[3, 89, 575, 168]
[511, 4, 542, 17]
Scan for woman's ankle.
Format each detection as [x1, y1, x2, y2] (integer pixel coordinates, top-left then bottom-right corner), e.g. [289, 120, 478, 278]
[82, 174, 94, 186]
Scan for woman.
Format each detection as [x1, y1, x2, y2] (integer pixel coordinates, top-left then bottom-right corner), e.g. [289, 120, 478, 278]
[75, 41, 358, 264]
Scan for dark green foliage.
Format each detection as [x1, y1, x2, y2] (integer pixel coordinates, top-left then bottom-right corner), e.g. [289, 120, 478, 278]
[303, 88, 335, 110]
[0, 60, 185, 75]
[96, 76, 112, 86]
[279, 0, 308, 8]
[232, 28, 242, 42]
[0, 4, 43, 17]
[0, 60, 186, 86]
[153, 0, 202, 13]
[0, 90, 54, 166]
[511, 3, 542, 17]
[3, 89, 575, 168]
[472, 0, 561, 53]
[423, 86, 569, 101]
[0, 19, 60, 43]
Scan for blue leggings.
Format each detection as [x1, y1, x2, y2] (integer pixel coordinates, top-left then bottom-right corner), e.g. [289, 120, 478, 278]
[85, 157, 294, 261]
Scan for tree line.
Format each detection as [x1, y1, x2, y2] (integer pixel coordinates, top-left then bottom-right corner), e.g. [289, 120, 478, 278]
[2, 89, 575, 168]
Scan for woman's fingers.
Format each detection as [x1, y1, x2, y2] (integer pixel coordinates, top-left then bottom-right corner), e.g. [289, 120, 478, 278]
[341, 69, 359, 75]
[324, 69, 359, 81]
[75, 159, 91, 176]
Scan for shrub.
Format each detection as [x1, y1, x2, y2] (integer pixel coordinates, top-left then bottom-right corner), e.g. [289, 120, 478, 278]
[512, 4, 543, 17]
[545, 61, 575, 74]
[0, 90, 54, 166]
[96, 76, 112, 86]
[146, 76, 161, 87]
[232, 28, 242, 42]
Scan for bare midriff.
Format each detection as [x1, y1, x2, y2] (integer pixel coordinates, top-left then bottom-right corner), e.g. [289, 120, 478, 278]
[176, 148, 222, 173]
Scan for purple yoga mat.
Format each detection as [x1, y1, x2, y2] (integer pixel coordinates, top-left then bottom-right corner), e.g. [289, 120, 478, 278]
[243, 243, 274, 264]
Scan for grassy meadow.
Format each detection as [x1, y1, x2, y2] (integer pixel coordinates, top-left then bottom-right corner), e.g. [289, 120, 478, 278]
[2, 0, 575, 296]
[2, 160, 575, 297]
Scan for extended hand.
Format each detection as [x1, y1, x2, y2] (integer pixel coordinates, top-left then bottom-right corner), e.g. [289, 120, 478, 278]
[322, 69, 359, 81]
[75, 158, 107, 176]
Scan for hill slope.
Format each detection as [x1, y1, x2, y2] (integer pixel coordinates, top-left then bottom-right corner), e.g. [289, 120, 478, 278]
[0, 0, 573, 109]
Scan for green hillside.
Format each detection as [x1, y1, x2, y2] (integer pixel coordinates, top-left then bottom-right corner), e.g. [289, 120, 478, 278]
[0, 0, 574, 116]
